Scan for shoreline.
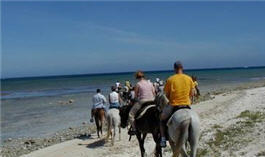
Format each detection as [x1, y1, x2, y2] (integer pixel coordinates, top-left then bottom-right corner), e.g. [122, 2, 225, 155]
[1, 80, 265, 157]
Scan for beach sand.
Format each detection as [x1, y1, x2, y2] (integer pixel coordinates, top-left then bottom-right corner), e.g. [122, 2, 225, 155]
[19, 86, 265, 157]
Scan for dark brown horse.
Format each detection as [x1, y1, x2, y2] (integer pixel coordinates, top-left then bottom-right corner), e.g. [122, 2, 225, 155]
[93, 108, 105, 138]
[119, 103, 162, 157]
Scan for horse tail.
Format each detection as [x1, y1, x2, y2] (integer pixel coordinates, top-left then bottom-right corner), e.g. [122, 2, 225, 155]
[188, 111, 200, 157]
[106, 112, 113, 140]
[172, 118, 191, 157]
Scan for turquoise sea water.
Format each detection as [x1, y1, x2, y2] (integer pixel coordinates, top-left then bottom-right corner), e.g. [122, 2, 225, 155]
[1, 67, 265, 140]
[2, 67, 265, 99]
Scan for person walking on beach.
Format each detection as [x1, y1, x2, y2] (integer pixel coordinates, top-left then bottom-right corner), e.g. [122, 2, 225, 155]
[109, 86, 121, 109]
[192, 76, 200, 98]
[129, 71, 155, 135]
[90, 89, 107, 122]
[160, 61, 195, 147]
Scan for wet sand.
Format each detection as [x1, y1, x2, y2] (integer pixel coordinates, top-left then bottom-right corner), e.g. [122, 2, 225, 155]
[19, 86, 265, 157]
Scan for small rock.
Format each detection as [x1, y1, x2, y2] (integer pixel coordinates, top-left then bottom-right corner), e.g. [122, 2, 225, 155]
[69, 99, 74, 103]
[24, 139, 35, 145]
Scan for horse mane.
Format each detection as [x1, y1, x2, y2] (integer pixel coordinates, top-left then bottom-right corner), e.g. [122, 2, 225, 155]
[136, 105, 156, 120]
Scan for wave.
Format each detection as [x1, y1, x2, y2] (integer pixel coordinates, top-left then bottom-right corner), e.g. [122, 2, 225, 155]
[250, 77, 265, 81]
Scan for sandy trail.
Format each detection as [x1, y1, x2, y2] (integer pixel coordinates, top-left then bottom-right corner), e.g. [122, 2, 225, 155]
[22, 87, 265, 157]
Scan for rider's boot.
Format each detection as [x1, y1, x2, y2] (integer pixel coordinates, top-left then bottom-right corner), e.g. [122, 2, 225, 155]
[160, 137, 167, 148]
[160, 120, 167, 147]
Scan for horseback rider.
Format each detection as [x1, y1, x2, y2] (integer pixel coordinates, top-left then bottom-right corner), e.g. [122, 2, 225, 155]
[129, 71, 156, 135]
[153, 78, 160, 93]
[160, 61, 195, 147]
[192, 76, 200, 97]
[109, 86, 122, 109]
[129, 87, 136, 103]
[123, 81, 132, 101]
[90, 89, 107, 123]
[116, 81, 122, 92]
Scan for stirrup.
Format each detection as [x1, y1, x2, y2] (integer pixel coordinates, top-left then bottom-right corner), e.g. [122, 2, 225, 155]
[160, 140, 167, 148]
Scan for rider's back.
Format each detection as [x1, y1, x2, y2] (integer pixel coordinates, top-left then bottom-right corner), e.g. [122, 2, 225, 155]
[93, 93, 106, 108]
[164, 74, 194, 106]
[136, 80, 155, 101]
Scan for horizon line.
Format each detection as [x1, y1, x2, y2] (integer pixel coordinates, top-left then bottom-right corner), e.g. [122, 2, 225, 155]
[2, 65, 265, 80]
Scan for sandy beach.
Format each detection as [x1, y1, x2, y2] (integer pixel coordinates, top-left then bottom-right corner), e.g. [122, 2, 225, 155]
[14, 86, 265, 157]
[2, 1, 265, 157]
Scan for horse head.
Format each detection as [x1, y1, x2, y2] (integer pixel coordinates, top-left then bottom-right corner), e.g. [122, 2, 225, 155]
[119, 105, 132, 128]
[154, 91, 169, 112]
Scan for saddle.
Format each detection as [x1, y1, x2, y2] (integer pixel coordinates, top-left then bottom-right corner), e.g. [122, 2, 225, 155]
[165, 105, 191, 140]
[135, 101, 156, 120]
[127, 101, 156, 137]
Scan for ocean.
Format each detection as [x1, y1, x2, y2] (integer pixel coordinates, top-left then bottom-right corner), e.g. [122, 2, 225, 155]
[1, 67, 265, 141]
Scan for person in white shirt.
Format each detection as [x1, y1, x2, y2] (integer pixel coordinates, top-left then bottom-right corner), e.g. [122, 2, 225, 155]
[115, 81, 121, 90]
[109, 86, 121, 109]
[90, 89, 107, 122]
[129, 87, 136, 105]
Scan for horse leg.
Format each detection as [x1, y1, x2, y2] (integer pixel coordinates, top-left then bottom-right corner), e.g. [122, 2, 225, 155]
[100, 110, 105, 137]
[169, 140, 177, 157]
[180, 145, 188, 157]
[118, 125, 121, 140]
[136, 133, 147, 157]
[189, 123, 200, 157]
[112, 125, 116, 145]
[106, 116, 111, 141]
[95, 117, 100, 138]
[99, 120, 102, 137]
[152, 132, 162, 157]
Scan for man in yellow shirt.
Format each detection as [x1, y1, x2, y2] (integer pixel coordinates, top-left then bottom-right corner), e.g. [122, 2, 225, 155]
[160, 61, 195, 147]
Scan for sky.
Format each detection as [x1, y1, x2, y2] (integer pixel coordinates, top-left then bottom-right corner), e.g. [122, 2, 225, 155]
[2, 1, 265, 78]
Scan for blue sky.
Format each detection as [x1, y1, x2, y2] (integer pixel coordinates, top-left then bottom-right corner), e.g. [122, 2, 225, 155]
[2, 1, 265, 78]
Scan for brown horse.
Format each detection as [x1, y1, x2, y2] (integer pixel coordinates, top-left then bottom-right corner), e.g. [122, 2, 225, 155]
[93, 108, 105, 138]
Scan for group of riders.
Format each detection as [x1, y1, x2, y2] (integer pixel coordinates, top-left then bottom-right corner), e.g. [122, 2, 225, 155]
[90, 61, 200, 148]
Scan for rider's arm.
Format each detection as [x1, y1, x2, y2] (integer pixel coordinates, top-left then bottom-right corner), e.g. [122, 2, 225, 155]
[108, 94, 111, 104]
[151, 85, 155, 96]
[118, 94, 122, 104]
[134, 84, 139, 99]
[102, 95, 107, 105]
[164, 80, 170, 98]
[189, 79, 195, 97]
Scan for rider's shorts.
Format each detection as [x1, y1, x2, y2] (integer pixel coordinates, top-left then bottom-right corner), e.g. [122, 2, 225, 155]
[161, 104, 191, 120]
[161, 105, 174, 120]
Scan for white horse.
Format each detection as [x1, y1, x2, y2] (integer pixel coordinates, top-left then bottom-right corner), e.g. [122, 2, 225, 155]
[105, 108, 121, 145]
[156, 93, 200, 157]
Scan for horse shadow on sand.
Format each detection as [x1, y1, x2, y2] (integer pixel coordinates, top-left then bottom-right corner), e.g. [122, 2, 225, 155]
[77, 134, 106, 148]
